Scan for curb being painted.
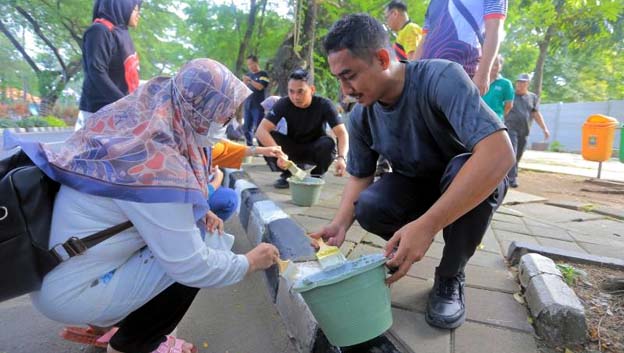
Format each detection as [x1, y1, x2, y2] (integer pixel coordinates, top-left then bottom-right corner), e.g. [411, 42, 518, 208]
[223, 168, 402, 353]
[223, 168, 328, 353]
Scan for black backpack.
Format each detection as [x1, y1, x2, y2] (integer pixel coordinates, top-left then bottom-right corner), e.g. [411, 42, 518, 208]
[0, 150, 132, 302]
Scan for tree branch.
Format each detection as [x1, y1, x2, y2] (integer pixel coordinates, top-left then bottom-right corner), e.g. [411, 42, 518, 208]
[0, 18, 40, 73]
[14, 5, 68, 81]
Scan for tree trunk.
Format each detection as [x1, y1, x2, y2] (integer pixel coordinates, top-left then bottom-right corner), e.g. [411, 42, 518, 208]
[532, 24, 554, 98]
[235, 0, 258, 75]
[250, 0, 269, 55]
[270, 0, 319, 95]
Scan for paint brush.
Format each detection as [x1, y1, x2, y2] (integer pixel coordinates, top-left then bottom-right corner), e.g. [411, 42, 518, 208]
[285, 160, 307, 180]
[315, 238, 347, 270]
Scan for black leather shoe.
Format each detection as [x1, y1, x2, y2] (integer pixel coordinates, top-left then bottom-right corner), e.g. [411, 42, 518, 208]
[273, 177, 289, 189]
[425, 269, 466, 329]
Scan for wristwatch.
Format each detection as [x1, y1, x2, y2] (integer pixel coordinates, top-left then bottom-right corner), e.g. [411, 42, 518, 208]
[335, 155, 347, 163]
[249, 145, 257, 156]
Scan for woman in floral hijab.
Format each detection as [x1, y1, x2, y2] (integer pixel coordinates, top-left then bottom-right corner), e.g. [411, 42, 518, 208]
[19, 59, 280, 353]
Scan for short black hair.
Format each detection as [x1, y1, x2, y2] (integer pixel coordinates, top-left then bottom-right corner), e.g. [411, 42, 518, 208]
[246, 55, 258, 62]
[288, 68, 312, 84]
[386, 0, 407, 12]
[323, 14, 390, 61]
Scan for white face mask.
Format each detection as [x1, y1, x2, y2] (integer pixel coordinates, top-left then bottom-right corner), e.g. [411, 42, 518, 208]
[193, 122, 227, 147]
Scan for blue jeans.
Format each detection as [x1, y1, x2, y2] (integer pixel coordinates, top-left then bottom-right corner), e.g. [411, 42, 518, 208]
[243, 102, 263, 146]
[209, 187, 239, 222]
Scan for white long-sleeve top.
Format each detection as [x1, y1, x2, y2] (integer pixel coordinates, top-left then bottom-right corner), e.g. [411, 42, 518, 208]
[31, 185, 248, 326]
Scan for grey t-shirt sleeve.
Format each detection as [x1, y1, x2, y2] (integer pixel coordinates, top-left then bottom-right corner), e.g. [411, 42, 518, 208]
[346, 105, 378, 178]
[429, 62, 506, 151]
[532, 94, 540, 112]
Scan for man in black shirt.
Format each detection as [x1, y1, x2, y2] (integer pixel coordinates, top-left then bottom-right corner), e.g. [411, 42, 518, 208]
[242, 55, 270, 146]
[312, 14, 514, 330]
[256, 69, 349, 189]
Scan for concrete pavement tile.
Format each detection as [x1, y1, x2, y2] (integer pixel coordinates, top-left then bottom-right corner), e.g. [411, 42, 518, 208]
[425, 241, 446, 259]
[304, 206, 339, 220]
[466, 250, 508, 271]
[491, 220, 533, 235]
[569, 230, 624, 247]
[406, 256, 439, 280]
[391, 276, 432, 313]
[577, 242, 624, 259]
[464, 287, 533, 332]
[463, 265, 519, 293]
[347, 243, 384, 260]
[525, 223, 574, 241]
[511, 203, 605, 223]
[408, 257, 519, 293]
[493, 213, 525, 224]
[454, 321, 538, 353]
[502, 190, 547, 205]
[344, 224, 368, 244]
[389, 308, 451, 353]
[340, 241, 356, 257]
[291, 214, 329, 233]
[497, 206, 525, 217]
[559, 219, 624, 238]
[535, 237, 589, 253]
[493, 229, 540, 254]
[593, 206, 624, 220]
[274, 201, 309, 216]
[545, 200, 592, 211]
[362, 232, 387, 248]
[479, 227, 504, 255]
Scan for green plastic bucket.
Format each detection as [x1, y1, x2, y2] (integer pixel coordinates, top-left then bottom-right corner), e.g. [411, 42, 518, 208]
[619, 125, 624, 163]
[293, 254, 392, 347]
[287, 177, 324, 206]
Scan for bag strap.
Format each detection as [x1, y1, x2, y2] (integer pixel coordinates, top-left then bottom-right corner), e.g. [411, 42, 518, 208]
[50, 221, 134, 262]
[450, 0, 484, 46]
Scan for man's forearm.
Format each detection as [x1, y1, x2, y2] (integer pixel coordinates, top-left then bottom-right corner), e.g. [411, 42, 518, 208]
[255, 126, 277, 147]
[413, 33, 426, 60]
[417, 131, 514, 234]
[533, 112, 548, 132]
[334, 126, 349, 158]
[333, 175, 373, 228]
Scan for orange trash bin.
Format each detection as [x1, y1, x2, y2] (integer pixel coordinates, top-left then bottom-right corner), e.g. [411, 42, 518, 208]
[581, 114, 618, 162]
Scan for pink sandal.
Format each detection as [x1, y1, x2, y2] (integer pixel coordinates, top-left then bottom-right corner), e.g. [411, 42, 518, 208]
[60, 326, 118, 348]
[153, 336, 197, 353]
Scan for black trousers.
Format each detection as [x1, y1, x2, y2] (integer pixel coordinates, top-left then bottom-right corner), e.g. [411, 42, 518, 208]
[264, 131, 336, 178]
[354, 154, 507, 277]
[109, 282, 199, 353]
[507, 129, 527, 182]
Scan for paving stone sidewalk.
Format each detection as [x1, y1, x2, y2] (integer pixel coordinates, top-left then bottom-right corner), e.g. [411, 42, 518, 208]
[240, 157, 623, 353]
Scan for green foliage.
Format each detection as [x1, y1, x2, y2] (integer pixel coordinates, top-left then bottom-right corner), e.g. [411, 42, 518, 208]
[42, 115, 67, 127]
[548, 141, 565, 152]
[0, 118, 18, 128]
[556, 263, 582, 286]
[16, 116, 49, 128]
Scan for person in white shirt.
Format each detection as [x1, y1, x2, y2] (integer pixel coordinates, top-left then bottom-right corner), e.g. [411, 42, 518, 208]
[20, 59, 279, 353]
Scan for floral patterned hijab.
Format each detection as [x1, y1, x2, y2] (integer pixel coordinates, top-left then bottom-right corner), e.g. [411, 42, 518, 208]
[12, 59, 251, 225]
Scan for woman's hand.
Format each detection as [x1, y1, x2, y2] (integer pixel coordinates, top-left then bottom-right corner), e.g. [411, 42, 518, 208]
[205, 210, 224, 234]
[245, 243, 280, 273]
[257, 145, 283, 158]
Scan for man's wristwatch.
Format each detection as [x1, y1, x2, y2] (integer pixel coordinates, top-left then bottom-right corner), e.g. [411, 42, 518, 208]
[249, 145, 257, 156]
[335, 155, 347, 162]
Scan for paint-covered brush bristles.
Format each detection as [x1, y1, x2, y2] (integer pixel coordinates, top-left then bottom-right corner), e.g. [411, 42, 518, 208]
[315, 238, 347, 270]
[278, 259, 298, 282]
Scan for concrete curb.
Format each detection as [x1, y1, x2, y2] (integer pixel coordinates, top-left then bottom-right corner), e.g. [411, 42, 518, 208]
[0, 127, 73, 134]
[518, 254, 587, 346]
[223, 168, 325, 353]
[507, 241, 624, 270]
[223, 168, 401, 353]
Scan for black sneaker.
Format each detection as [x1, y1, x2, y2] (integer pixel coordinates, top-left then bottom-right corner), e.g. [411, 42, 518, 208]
[274, 177, 289, 189]
[509, 179, 519, 188]
[425, 269, 466, 329]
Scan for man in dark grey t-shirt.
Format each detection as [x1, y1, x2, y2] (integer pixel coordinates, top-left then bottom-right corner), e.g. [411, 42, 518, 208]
[312, 14, 515, 331]
[504, 74, 550, 187]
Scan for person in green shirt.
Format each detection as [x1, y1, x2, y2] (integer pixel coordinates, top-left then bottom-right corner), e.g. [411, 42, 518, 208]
[482, 55, 514, 120]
